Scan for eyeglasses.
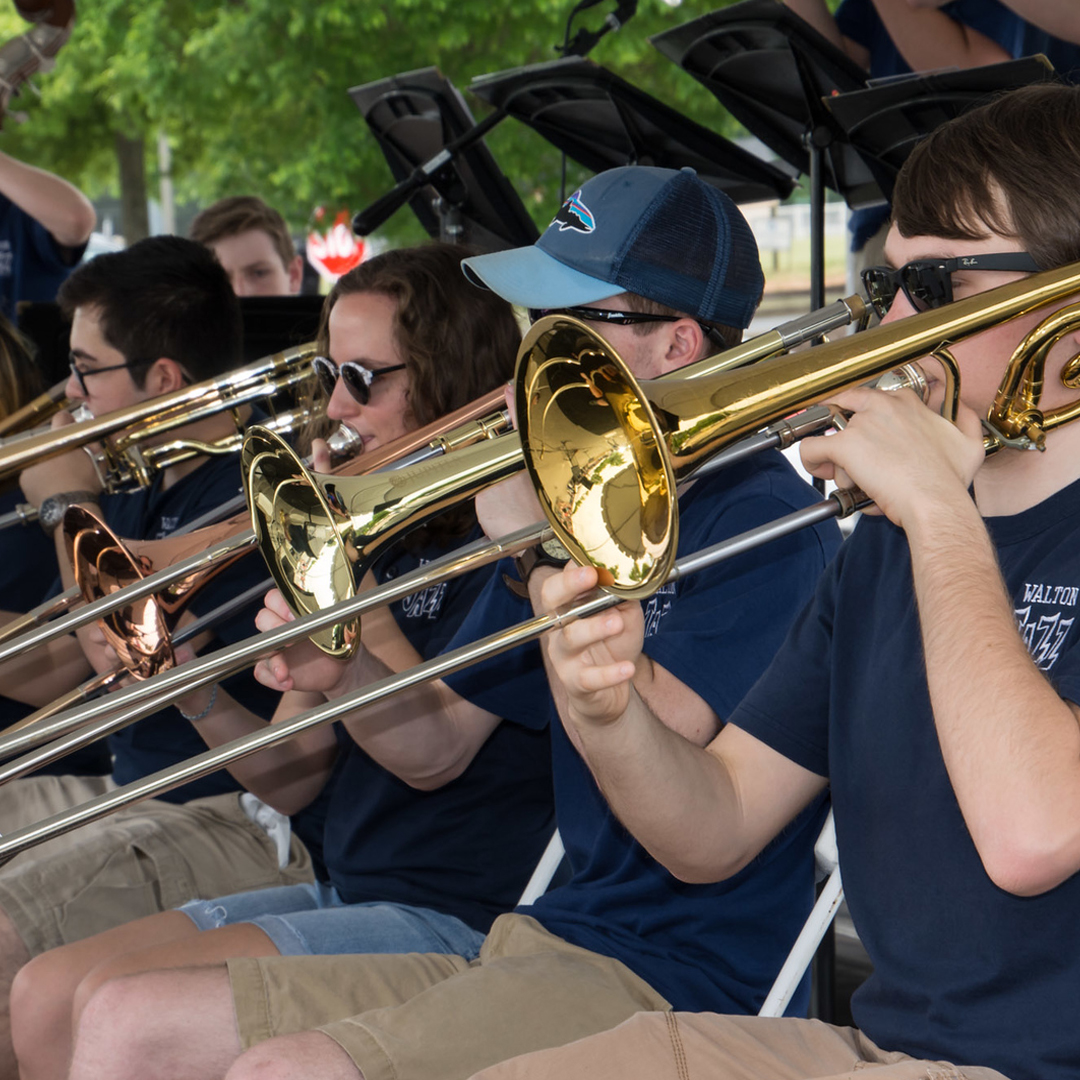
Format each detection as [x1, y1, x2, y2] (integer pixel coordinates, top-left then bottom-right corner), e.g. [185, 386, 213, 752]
[528, 305, 725, 344]
[861, 253, 1041, 318]
[68, 356, 155, 396]
[311, 355, 407, 406]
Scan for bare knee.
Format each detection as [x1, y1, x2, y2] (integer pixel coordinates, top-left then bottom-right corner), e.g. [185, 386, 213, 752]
[70, 968, 239, 1080]
[68, 975, 157, 1080]
[226, 1032, 362, 1080]
[10, 948, 76, 1063]
[71, 953, 140, 1029]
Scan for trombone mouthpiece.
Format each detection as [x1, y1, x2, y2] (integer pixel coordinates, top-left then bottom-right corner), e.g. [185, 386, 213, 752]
[326, 424, 363, 463]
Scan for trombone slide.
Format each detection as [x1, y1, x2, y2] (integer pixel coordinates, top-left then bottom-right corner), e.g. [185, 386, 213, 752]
[0, 493, 864, 860]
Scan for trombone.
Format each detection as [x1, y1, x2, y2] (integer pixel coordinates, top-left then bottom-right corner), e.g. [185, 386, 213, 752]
[0, 379, 73, 439]
[1, 262, 1079, 852]
[0, 385, 516, 664]
[242, 297, 872, 656]
[0, 297, 866, 665]
[0, 341, 316, 485]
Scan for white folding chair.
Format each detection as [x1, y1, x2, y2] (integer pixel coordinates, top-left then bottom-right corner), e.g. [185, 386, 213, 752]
[758, 809, 843, 1017]
[516, 829, 566, 906]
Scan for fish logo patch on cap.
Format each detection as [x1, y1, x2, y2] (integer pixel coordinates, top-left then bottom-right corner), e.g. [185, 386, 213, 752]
[551, 190, 595, 234]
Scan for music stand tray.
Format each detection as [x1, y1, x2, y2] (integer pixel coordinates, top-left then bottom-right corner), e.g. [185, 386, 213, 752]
[348, 67, 539, 251]
[651, 0, 879, 209]
[468, 56, 796, 205]
[824, 56, 1056, 204]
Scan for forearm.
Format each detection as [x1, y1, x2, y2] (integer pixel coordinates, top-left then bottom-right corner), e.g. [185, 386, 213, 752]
[0, 614, 89, 705]
[339, 647, 499, 790]
[908, 497, 1080, 894]
[994, 0, 1080, 42]
[0, 152, 95, 247]
[872, 0, 1012, 69]
[185, 686, 336, 815]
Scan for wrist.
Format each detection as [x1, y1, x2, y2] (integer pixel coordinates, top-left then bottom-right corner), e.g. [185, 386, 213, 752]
[506, 538, 571, 598]
[322, 647, 367, 701]
[37, 490, 100, 536]
[177, 684, 218, 722]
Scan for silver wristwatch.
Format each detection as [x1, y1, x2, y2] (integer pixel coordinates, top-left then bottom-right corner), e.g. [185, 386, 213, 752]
[37, 490, 99, 536]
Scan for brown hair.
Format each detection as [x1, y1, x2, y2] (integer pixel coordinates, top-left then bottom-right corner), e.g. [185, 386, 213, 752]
[622, 293, 743, 353]
[892, 83, 1080, 268]
[0, 315, 39, 420]
[190, 196, 296, 271]
[308, 242, 521, 544]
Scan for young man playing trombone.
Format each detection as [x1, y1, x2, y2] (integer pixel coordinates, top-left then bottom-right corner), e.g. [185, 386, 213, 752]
[60, 167, 844, 1080]
[461, 82, 1080, 1080]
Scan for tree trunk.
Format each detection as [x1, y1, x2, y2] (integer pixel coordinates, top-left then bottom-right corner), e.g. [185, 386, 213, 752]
[114, 131, 149, 243]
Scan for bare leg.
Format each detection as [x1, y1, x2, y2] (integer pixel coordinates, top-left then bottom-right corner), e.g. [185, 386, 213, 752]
[68, 967, 242, 1080]
[225, 1030, 363, 1080]
[0, 909, 31, 1080]
[12, 910, 276, 1080]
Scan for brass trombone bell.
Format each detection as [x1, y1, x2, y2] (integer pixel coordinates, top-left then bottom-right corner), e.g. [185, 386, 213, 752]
[242, 425, 524, 657]
[517, 262, 1080, 597]
[64, 506, 253, 680]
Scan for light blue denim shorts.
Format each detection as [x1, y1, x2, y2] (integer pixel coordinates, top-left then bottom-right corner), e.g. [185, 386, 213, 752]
[178, 880, 487, 958]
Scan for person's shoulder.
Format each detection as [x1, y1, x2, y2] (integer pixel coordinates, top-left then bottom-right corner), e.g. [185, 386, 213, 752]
[681, 449, 825, 522]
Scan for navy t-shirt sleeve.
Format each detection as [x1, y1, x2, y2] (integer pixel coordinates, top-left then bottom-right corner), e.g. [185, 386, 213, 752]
[442, 559, 551, 731]
[728, 554, 839, 780]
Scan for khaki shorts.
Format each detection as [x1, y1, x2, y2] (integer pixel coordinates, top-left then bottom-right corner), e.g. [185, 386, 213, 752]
[228, 913, 671, 1080]
[469, 1012, 1013, 1080]
[0, 776, 314, 956]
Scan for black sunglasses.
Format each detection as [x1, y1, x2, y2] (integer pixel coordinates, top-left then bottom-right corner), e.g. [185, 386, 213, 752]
[68, 355, 155, 396]
[528, 305, 725, 345]
[312, 355, 407, 406]
[861, 253, 1041, 319]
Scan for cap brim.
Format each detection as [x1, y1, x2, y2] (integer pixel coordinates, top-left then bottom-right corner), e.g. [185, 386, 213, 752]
[461, 246, 624, 309]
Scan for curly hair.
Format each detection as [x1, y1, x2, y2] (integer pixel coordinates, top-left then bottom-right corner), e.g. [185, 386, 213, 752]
[306, 242, 521, 545]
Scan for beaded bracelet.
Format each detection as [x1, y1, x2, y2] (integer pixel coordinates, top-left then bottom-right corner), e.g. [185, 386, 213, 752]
[176, 684, 217, 722]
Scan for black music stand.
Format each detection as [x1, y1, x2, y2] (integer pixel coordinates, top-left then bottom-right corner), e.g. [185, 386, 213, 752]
[238, 296, 325, 365]
[348, 67, 539, 251]
[468, 56, 796, 206]
[824, 56, 1056, 205]
[652, 0, 875, 310]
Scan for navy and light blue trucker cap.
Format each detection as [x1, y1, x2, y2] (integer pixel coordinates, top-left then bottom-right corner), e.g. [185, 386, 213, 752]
[462, 166, 764, 329]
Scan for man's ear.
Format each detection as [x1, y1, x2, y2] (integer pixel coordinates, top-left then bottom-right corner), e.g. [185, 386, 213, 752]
[287, 255, 304, 295]
[142, 357, 188, 396]
[659, 318, 707, 373]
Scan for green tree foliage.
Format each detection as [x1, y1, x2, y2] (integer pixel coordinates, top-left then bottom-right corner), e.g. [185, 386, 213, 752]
[0, 0, 828, 241]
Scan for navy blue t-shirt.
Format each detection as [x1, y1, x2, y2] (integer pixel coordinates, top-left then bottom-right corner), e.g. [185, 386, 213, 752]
[99, 453, 282, 805]
[836, 0, 1080, 249]
[447, 451, 841, 1013]
[732, 480, 1080, 1080]
[318, 526, 554, 933]
[0, 195, 85, 321]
